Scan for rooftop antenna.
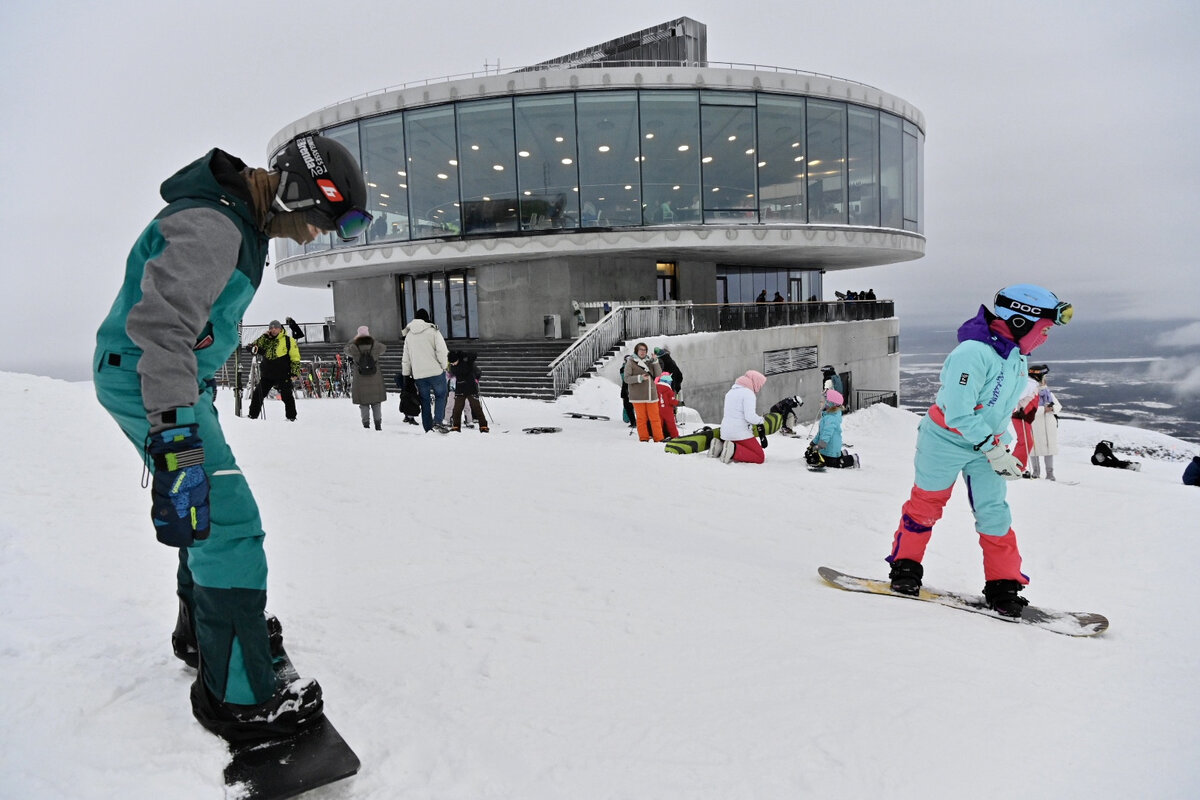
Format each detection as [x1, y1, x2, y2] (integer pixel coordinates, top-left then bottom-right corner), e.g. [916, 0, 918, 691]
[484, 58, 500, 75]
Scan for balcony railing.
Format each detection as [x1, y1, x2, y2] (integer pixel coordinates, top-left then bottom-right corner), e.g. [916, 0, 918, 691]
[548, 300, 894, 397]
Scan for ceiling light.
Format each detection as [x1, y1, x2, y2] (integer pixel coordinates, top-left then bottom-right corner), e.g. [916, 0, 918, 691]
[524, 190, 532, 196]
[645, 133, 655, 139]
[448, 160, 458, 166]
[728, 135, 737, 142]
[745, 148, 755, 155]
[677, 145, 689, 152]
[625, 184, 632, 190]
[702, 156, 713, 163]
[493, 164, 504, 171]
[436, 173, 448, 180]
[555, 136, 565, 143]
[470, 145, 480, 151]
[518, 150, 531, 158]
[597, 145, 610, 153]
[561, 158, 573, 165]
[379, 193, 390, 198]
[367, 182, 377, 188]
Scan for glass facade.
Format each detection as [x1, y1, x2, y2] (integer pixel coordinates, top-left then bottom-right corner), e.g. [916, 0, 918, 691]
[278, 88, 923, 259]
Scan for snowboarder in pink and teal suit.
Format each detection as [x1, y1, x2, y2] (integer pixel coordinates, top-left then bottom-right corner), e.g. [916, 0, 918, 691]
[885, 284, 1073, 617]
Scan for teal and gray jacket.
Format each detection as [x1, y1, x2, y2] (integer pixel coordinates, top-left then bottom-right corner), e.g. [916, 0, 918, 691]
[95, 150, 269, 431]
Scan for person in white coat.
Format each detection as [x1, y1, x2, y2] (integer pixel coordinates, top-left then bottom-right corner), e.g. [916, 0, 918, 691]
[710, 370, 768, 464]
[1027, 364, 1061, 480]
[401, 309, 450, 432]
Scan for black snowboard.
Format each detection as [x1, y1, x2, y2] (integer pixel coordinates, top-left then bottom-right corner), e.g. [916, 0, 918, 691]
[523, 426, 562, 434]
[223, 648, 360, 800]
[563, 412, 610, 421]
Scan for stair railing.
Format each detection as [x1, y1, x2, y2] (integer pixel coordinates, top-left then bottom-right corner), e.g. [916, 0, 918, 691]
[548, 306, 627, 396]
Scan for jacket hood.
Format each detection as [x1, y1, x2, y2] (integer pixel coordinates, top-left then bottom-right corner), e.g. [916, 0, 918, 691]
[958, 305, 1019, 359]
[159, 149, 257, 230]
[403, 318, 437, 336]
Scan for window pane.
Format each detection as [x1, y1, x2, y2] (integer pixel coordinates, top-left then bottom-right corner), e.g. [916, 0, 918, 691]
[577, 92, 641, 228]
[405, 106, 461, 239]
[756, 95, 805, 221]
[361, 114, 410, 242]
[325, 124, 362, 250]
[457, 98, 518, 235]
[903, 119, 919, 232]
[880, 113, 903, 228]
[807, 100, 847, 224]
[639, 91, 700, 225]
[848, 106, 879, 226]
[701, 102, 758, 222]
[514, 94, 580, 230]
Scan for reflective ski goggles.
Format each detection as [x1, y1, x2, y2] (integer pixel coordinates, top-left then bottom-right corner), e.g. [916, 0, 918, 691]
[308, 207, 373, 241]
[996, 294, 1074, 326]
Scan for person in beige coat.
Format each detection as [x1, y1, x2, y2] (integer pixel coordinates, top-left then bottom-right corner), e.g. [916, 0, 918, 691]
[623, 342, 664, 442]
[1028, 364, 1061, 480]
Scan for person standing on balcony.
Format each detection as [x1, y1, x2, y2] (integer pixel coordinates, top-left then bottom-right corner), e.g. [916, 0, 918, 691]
[624, 342, 664, 442]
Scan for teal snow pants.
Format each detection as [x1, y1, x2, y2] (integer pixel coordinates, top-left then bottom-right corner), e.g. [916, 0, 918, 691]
[94, 353, 276, 706]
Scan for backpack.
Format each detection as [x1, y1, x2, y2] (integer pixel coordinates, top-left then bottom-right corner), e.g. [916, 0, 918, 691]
[356, 351, 377, 376]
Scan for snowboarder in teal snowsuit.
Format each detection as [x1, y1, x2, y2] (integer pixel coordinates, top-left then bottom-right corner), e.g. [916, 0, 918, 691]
[885, 285, 1073, 616]
[93, 135, 371, 740]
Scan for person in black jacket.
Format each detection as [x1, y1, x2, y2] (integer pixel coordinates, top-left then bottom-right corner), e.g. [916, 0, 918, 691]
[653, 346, 684, 398]
[448, 351, 489, 433]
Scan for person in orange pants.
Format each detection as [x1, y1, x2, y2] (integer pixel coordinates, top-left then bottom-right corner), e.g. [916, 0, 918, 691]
[623, 342, 664, 442]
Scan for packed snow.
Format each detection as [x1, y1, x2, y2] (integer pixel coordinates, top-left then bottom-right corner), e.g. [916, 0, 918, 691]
[1, 371, 1198, 799]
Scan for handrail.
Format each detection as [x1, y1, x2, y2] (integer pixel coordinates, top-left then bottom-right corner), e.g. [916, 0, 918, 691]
[547, 299, 895, 397]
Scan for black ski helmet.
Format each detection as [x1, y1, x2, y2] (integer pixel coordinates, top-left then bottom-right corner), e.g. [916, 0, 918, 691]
[270, 134, 372, 240]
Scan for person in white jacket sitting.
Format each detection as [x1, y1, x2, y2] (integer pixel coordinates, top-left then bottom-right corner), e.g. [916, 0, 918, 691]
[401, 309, 450, 432]
[710, 370, 768, 464]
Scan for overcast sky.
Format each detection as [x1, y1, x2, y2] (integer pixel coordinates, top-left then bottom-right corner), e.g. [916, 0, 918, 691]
[3, 0, 1197, 379]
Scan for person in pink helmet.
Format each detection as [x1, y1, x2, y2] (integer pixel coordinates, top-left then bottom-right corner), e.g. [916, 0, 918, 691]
[710, 370, 768, 464]
[805, 389, 860, 468]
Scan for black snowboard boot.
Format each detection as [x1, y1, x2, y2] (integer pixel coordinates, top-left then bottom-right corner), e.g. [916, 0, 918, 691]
[888, 559, 923, 596]
[983, 580, 1030, 618]
[191, 675, 324, 742]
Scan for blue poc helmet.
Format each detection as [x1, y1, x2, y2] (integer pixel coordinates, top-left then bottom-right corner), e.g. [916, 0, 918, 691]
[993, 284, 1073, 339]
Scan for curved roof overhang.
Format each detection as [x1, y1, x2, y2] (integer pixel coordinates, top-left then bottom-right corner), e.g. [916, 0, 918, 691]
[269, 65, 924, 153]
[275, 225, 925, 288]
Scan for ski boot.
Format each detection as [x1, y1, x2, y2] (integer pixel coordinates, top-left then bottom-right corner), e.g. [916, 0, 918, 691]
[708, 437, 724, 458]
[983, 579, 1029, 618]
[888, 559, 923, 596]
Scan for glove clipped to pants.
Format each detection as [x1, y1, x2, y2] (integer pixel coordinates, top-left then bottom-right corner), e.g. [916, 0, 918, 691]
[147, 424, 210, 547]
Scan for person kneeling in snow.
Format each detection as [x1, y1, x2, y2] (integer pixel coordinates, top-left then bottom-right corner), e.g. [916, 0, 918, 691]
[806, 390, 859, 468]
[710, 370, 768, 464]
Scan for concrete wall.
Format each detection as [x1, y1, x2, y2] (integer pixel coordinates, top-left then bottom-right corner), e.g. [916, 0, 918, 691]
[331, 275, 401, 342]
[599, 319, 900, 425]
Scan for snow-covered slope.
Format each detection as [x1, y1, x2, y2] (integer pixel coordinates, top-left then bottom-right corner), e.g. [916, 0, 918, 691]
[1, 372, 1197, 799]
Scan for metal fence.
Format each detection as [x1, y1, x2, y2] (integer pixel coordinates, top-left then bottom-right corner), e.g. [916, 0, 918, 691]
[549, 300, 894, 397]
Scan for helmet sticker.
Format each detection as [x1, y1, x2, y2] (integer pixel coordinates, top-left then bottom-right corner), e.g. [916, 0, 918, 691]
[317, 179, 344, 202]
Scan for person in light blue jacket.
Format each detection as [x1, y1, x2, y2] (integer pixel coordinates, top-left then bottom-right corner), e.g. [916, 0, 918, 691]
[806, 389, 859, 468]
[884, 285, 1074, 617]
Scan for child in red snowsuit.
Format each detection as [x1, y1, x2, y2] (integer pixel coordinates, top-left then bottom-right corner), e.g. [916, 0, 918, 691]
[657, 373, 680, 439]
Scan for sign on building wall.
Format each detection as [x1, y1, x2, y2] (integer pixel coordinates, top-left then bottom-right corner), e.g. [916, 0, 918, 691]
[763, 345, 818, 376]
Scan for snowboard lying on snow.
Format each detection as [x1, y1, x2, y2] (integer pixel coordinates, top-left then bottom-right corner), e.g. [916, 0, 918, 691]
[223, 647, 360, 800]
[663, 412, 784, 454]
[817, 566, 1108, 637]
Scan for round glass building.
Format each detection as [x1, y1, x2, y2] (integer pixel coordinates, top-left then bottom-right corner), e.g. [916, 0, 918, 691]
[268, 21, 924, 344]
